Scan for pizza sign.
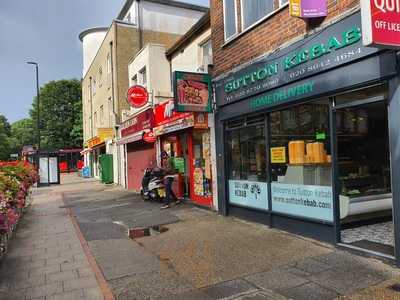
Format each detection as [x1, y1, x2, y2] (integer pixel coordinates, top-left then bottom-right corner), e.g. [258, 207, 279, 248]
[361, 0, 400, 48]
[127, 85, 149, 108]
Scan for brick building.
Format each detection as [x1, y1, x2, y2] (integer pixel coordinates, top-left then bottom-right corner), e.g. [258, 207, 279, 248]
[210, 0, 400, 263]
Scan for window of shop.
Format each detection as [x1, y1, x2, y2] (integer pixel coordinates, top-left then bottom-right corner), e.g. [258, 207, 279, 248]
[270, 99, 333, 222]
[241, 0, 273, 30]
[227, 121, 268, 210]
[223, 0, 238, 40]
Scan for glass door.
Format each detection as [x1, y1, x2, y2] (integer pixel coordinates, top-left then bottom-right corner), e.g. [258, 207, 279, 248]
[334, 86, 394, 256]
[190, 130, 213, 207]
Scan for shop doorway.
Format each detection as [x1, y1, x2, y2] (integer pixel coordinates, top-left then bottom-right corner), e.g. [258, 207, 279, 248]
[334, 86, 394, 257]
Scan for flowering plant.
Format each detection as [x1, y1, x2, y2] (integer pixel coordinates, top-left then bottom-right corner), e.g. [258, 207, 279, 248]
[0, 161, 38, 234]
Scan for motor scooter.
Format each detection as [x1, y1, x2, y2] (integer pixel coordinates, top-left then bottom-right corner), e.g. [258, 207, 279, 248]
[141, 167, 166, 202]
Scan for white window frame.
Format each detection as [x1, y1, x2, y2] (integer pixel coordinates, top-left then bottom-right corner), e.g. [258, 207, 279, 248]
[240, 0, 289, 32]
[199, 38, 213, 71]
[139, 67, 147, 87]
[223, 0, 238, 41]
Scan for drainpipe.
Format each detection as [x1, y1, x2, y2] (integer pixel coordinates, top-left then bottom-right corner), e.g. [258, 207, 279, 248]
[89, 76, 94, 138]
[138, 0, 143, 49]
[109, 41, 117, 124]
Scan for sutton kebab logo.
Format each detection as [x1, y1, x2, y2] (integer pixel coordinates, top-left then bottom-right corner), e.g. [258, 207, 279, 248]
[250, 184, 262, 200]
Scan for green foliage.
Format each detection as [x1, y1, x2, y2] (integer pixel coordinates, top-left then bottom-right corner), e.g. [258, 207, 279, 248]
[8, 119, 35, 155]
[29, 79, 82, 150]
[0, 115, 11, 161]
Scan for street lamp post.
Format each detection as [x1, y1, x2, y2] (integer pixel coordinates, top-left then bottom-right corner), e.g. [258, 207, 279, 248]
[27, 62, 40, 151]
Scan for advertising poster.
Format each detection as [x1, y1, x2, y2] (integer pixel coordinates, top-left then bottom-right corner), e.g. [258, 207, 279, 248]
[174, 71, 212, 112]
[271, 147, 287, 163]
[229, 180, 269, 210]
[271, 183, 333, 222]
[361, 0, 400, 48]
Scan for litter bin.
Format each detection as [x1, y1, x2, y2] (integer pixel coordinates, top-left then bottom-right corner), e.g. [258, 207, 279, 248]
[99, 154, 113, 184]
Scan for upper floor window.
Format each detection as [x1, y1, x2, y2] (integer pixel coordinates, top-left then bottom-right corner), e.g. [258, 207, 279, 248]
[127, 12, 132, 23]
[223, 0, 289, 41]
[223, 0, 238, 40]
[241, 0, 273, 30]
[100, 105, 104, 125]
[139, 67, 147, 87]
[107, 53, 111, 75]
[131, 74, 138, 86]
[98, 66, 103, 85]
[200, 39, 213, 71]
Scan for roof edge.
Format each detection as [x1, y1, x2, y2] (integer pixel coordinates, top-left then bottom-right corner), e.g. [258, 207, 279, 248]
[117, 0, 208, 20]
[79, 27, 109, 42]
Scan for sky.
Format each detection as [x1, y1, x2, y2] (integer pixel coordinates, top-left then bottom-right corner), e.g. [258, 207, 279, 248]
[0, 0, 209, 123]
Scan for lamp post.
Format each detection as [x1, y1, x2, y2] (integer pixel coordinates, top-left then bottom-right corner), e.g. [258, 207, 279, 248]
[27, 61, 40, 151]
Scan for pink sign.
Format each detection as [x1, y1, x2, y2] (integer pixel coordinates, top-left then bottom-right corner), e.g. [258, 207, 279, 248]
[290, 0, 327, 18]
[362, 0, 400, 48]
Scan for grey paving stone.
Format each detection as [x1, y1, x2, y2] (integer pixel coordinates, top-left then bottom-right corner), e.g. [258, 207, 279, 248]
[308, 267, 388, 295]
[77, 222, 126, 241]
[201, 279, 257, 299]
[25, 282, 63, 298]
[60, 260, 90, 272]
[245, 269, 308, 291]
[46, 289, 84, 300]
[233, 290, 288, 300]
[29, 264, 61, 277]
[290, 257, 333, 275]
[77, 267, 95, 278]
[82, 287, 104, 300]
[280, 282, 339, 300]
[63, 276, 98, 292]
[0, 289, 27, 300]
[158, 289, 213, 300]
[46, 270, 78, 283]
[13, 274, 46, 290]
[87, 239, 159, 280]
[46, 255, 75, 267]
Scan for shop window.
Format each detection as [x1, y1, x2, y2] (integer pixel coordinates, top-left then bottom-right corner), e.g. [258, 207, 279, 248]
[223, 0, 238, 40]
[241, 0, 274, 30]
[270, 99, 333, 222]
[227, 124, 268, 210]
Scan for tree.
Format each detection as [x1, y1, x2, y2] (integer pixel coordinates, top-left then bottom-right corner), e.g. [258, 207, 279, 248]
[29, 79, 82, 150]
[8, 119, 35, 155]
[0, 115, 11, 160]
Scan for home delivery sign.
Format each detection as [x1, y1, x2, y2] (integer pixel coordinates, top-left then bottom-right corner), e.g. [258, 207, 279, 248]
[215, 13, 379, 106]
[361, 0, 400, 48]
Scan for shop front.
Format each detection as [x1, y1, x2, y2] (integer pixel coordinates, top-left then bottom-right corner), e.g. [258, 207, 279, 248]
[154, 100, 213, 207]
[118, 108, 156, 191]
[214, 11, 400, 261]
[87, 128, 114, 179]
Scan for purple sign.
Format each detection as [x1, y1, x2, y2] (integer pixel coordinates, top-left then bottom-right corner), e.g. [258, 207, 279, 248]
[290, 0, 327, 18]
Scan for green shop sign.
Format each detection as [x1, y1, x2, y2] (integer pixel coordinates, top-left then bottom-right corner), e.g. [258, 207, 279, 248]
[215, 12, 379, 107]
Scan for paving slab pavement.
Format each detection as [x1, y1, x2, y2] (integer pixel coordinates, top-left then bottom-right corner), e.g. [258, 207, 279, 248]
[4, 173, 400, 300]
[0, 180, 105, 300]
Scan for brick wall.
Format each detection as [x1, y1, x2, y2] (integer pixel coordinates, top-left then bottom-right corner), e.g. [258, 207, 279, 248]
[211, 0, 359, 77]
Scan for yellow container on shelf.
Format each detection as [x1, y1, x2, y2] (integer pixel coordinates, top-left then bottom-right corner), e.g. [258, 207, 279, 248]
[289, 141, 305, 164]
